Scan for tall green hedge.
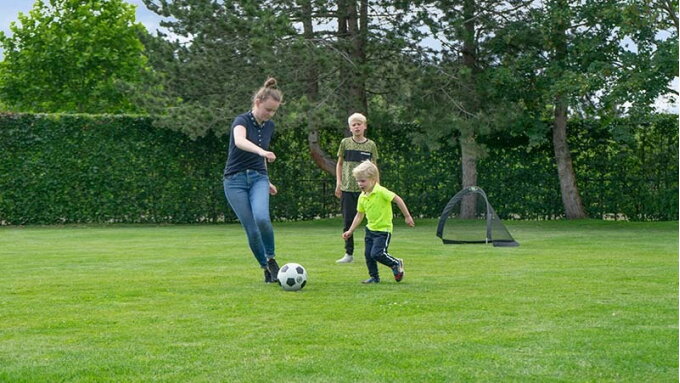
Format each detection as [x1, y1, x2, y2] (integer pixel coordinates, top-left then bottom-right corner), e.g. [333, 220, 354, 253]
[0, 113, 677, 224]
[373, 114, 678, 221]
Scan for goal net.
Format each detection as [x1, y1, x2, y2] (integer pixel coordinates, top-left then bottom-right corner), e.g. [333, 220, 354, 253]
[436, 186, 519, 247]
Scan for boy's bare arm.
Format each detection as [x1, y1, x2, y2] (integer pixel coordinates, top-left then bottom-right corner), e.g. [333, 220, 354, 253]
[393, 195, 415, 227]
[342, 212, 365, 239]
[335, 157, 343, 198]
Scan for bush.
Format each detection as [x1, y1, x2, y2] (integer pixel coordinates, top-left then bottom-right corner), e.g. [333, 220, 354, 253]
[0, 113, 676, 224]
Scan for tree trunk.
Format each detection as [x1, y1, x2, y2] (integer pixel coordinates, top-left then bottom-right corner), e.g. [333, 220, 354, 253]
[353, 0, 368, 113]
[301, 0, 336, 175]
[550, 0, 586, 219]
[459, 0, 479, 218]
[553, 99, 586, 218]
[460, 132, 479, 218]
[338, 0, 367, 116]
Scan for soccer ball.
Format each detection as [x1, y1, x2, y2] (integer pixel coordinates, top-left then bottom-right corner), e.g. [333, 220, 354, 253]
[277, 263, 307, 291]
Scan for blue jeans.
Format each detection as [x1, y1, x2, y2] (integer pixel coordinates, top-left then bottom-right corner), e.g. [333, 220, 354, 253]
[223, 170, 275, 268]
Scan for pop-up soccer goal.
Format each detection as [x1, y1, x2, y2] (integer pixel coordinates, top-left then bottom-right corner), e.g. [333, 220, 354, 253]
[436, 186, 519, 247]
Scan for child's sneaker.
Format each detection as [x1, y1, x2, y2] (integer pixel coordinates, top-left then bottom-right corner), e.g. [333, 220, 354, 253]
[336, 254, 354, 263]
[362, 277, 380, 284]
[392, 259, 404, 282]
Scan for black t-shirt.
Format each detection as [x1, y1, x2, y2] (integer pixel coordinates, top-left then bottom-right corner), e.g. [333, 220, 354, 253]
[223, 111, 275, 177]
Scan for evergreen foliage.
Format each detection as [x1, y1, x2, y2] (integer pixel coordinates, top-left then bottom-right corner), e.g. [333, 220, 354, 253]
[0, 113, 676, 224]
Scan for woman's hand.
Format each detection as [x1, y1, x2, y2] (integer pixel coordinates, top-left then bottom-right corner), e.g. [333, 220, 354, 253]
[269, 183, 278, 195]
[260, 150, 276, 163]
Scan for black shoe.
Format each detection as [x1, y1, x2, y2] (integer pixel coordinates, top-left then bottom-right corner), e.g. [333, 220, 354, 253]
[267, 258, 280, 284]
[264, 269, 274, 283]
[392, 259, 404, 282]
[362, 277, 380, 284]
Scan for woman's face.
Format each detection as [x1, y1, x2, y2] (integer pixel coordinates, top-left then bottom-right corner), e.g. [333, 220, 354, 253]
[254, 98, 280, 122]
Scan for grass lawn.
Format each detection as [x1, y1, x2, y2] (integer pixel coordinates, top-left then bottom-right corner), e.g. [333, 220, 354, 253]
[0, 219, 677, 382]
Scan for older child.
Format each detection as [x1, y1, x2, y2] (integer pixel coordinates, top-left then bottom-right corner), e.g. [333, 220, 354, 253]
[335, 113, 379, 264]
[342, 161, 415, 283]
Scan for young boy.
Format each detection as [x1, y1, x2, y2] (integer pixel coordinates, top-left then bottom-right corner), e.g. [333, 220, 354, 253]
[335, 113, 379, 264]
[342, 161, 415, 283]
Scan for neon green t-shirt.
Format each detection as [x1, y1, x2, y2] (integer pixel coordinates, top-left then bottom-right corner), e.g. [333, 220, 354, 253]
[357, 184, 396, 233]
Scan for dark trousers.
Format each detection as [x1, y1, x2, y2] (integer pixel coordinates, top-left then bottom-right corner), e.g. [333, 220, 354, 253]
[364, 228, 400, 279]
[341, 191, 361, 255]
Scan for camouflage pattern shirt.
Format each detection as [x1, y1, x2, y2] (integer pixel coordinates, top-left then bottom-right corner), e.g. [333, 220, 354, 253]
[337, 137, 379, 192]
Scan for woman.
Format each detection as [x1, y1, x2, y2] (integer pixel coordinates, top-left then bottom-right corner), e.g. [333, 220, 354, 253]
[223, 77, 283, 283]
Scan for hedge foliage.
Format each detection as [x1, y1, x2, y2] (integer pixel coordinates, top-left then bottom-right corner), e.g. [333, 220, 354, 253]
[0, 113, 677, 224]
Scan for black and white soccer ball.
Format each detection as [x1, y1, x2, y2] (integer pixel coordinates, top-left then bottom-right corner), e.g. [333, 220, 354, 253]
[277, 263, 307, 291]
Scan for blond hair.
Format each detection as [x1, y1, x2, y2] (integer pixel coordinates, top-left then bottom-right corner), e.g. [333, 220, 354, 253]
[352, 160, 379, 181]
[347, 112, 367, 125]
[252, 77, 283, 106]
